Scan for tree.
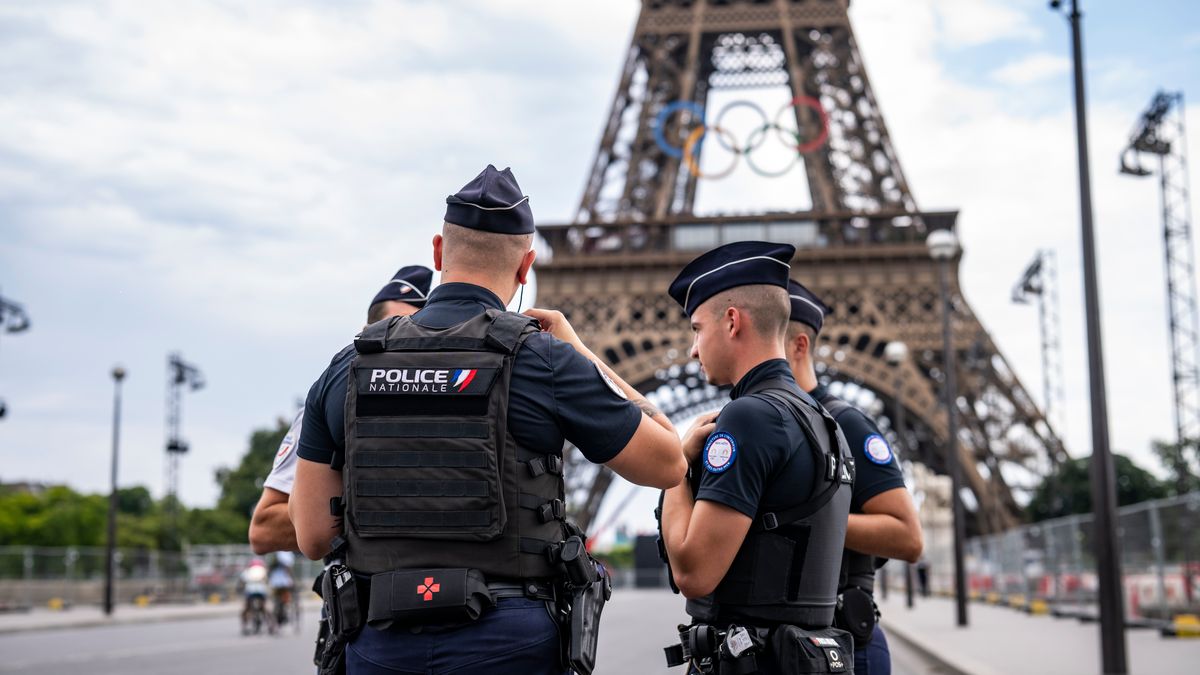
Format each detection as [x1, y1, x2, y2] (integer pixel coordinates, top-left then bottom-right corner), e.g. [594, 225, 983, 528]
[1150, 438, 1200, 496]
[214, 418, 291, 519]
[1027, 453, 1169, 522]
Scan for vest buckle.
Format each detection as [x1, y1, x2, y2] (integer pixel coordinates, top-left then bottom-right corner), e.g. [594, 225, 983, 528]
[528, 457, 547, 477]
[762, 513, 780, 531]
[537, 499, 566, 523]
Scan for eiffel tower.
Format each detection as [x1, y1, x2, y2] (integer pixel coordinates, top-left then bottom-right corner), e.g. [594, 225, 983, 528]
[536, 0, 1064, 535]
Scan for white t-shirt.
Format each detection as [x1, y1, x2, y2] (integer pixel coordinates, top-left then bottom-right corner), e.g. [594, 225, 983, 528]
[263, 410, 303, 495]
[241, 565, 268, 595]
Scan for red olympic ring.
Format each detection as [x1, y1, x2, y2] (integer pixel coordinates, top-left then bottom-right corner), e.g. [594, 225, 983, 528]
[775, 95, 829, 154]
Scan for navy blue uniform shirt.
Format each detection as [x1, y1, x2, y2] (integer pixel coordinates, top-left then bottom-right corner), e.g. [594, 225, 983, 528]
[695, 359, 818, 517]
[811, 384, 905, 513]
[298, 282, 643, 468]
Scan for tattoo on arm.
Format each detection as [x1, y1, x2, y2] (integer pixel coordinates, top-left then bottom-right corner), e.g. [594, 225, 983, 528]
[635, 399, 661, 419]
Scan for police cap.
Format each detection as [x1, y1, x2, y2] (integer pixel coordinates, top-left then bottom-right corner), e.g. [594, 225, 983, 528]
[787, 279, 832, 334]
[668, 241, 795, 317]
[444, 164, 535, 235]
[369, 265, 433, 308]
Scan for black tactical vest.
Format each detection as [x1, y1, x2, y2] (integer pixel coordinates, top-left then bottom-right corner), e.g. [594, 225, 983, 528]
[687, 377, 854, 628]
[818, 393, 882, 594]
[341, 309, 566, 580]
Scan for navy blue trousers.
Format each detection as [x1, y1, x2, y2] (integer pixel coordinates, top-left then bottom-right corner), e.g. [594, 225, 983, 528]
[346, 597, 565, 675]
[853, 624, 890, 675]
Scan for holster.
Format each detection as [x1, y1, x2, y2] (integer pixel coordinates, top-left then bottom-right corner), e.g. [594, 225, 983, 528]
[366, 568, 493, 630]
[833, 587, 878, 649]
[315, 563, 363, 675]
[550, 532, 612, 675]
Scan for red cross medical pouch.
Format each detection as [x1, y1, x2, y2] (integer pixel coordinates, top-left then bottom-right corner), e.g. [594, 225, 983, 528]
[366, 568, 493, 629]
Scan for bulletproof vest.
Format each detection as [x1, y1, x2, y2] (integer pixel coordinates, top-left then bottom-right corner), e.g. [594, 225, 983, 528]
[818, 393, 881, 595]
[340, 309, 566, 580]
[687, 377, 853, 629]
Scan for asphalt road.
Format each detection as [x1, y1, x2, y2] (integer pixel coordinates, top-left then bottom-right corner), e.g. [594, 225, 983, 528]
[0, 590, 941, 674]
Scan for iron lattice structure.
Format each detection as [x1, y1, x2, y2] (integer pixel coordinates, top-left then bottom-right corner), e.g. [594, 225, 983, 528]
[1120, 91, 1199, 475]
[1012, 249, 1067, 464]
[538, 0, 1064, 534]
[165, 352, 204, 536]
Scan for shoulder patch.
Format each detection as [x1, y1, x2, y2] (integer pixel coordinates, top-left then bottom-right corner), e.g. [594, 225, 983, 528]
[594, 362, 628, 400]
[864, 434, 893, 465]
[704, 432, 738, 473]
[273, 434, 295, 468]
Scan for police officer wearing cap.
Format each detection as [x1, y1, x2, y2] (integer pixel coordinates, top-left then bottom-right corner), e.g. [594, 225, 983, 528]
[784, 280, 923, 675]
[659, 241, 855, 674]
[291, 165, 686, 675]
[250, 265, 433, 555]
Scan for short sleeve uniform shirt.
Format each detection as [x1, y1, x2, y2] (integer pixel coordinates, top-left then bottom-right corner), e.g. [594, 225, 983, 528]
[811, 385, 906, 513]
[695, 359, 819, 518]
[262, 409, 303, 495]
[297, 283, 643, 469]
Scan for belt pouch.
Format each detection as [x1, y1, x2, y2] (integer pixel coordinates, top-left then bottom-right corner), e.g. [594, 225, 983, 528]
[767, 625, 854, 674]
[834, 587, 876, 648]
[367, 568, 493, 629]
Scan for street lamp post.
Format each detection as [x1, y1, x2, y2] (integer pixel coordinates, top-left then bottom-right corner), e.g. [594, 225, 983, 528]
[1050, 1, 1127, 671]
[885, 340, 914, 610]
[104, 365, 126, 616]
[927, 229, 968, 628]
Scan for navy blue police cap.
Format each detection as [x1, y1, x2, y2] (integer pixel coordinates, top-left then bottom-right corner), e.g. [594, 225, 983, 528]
[369, 265, 433, 308]
[787, 279, 832, 334]
[668, 241, 796, 317]
[444, 164, 535, 234]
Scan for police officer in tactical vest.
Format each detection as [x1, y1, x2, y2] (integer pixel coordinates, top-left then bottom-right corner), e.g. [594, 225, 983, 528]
[784, 280, 924, 675]
[659, 242, 856, 674]
[291, 165, 687, 675]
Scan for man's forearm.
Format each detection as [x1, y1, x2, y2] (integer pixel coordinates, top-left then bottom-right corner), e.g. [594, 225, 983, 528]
[845, 512, 922, 562]
[249, 502, 298, 554]
[661, 479, 697, 571]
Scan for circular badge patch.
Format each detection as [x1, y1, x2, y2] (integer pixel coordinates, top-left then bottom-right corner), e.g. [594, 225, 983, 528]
[273, 435, 295, 468]
[864, 434, 893, 465]
[594, 362, 628, 400]
[704, 432, 737, 473]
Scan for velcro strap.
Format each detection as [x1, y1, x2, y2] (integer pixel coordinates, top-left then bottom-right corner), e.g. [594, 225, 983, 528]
[353, 317, 394, 354]
[356, 510, 491, 528]
[518, 494, 566, 523]
[523, 453, 564, 477]
[378, 336, 489, 352]
[358, 479, 488, 498]
[355, 451, 487, 469]
[485, 310, 538, 354]
[519, 537, 552, 556]
[357, 420, 489, 439]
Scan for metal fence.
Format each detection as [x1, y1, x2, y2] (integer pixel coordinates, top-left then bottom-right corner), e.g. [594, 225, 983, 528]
[881, 491, 1200, 620]
[0, 545, 324, 610]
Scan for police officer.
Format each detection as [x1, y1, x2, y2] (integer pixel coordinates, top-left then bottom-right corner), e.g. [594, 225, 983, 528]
[660, 242, 854, 674]
[784, 280, 924, 675]
[249, 265, 433, 554]
[291, 165, 686, 675]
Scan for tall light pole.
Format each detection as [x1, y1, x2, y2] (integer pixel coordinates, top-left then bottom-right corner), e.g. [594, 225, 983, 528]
[927, 229, 968, 627]
[104, 365, 126, 616]
[885, 340, 914, 610]
[1050, 1, 1127, 671]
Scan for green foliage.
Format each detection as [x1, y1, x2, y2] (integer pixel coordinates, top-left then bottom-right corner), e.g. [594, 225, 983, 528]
[0, 419, 290, 550]
[1027, 453, 1169, 522]
[1150, 438, 1200, 496]
[215, 418, 290, 518]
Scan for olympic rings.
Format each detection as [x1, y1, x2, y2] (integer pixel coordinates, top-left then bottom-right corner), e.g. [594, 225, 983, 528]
[652, 95, 830, 179]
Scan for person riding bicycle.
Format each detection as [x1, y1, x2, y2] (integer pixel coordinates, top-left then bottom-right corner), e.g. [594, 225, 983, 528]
[239, 557, 270, 633]
[268, 552, 297, 626]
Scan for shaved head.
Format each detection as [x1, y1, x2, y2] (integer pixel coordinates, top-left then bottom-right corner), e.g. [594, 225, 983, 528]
[706, 284, 791, 339]
[440, 221, 533, 278]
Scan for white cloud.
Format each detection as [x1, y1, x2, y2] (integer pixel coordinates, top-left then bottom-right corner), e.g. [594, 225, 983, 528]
[991, 53, 1070, 85]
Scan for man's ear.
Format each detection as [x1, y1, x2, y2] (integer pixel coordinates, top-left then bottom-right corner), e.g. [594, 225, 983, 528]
[516, 248, 537, 285]
[432, 234, 445, 271]
[794, 331, 811, 359]
[725, 307, 741, 338]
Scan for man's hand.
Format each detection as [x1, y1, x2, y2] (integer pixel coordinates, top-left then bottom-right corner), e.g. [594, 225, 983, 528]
[682, 411, 718, 464]
[523, 308, 584, 352]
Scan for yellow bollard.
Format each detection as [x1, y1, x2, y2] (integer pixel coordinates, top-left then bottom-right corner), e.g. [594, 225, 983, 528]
[134, 595, 151, 607]
[1164, 614, 1200, 638]
[47, 597, 64, 611]
[1028, 599, 1049, 615]
[1007, 594, 1027, 610]
[208, 593, 222, 604]
[985, 592, 1000, 605]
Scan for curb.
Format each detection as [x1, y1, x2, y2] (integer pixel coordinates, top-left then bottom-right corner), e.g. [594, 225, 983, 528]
[0, 604, 242, 636]
[880, 616, 997, 675]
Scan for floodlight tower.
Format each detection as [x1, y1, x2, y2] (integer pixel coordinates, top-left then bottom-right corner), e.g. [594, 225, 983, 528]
[165, 352, 205, 537]
[1120, 91, 1198, 473]
[1012, 250, 1067, 446]
[0, 292, 32, 419]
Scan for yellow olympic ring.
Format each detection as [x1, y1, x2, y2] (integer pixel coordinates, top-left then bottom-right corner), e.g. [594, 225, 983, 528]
[682, 125, 740, 180]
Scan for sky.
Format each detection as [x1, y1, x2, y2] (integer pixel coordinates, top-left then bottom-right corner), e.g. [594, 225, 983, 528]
[1, 0, 1200, 529]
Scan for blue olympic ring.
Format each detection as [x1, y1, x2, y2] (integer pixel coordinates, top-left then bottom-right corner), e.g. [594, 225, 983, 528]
[653, 101, 706, 159]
